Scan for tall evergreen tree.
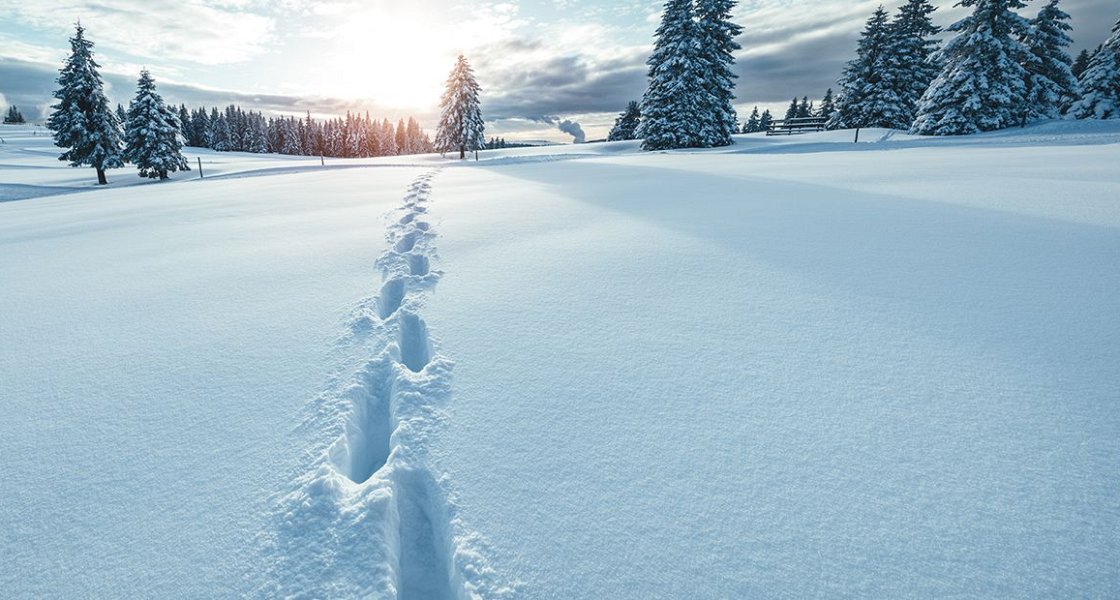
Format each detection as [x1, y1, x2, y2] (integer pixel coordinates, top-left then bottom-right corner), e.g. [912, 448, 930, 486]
[638, 0, 708, 150]
[695, 0, 742, 146]
[880, 0, 941, 129]
[742, 106, 760, 133]
[832, 6, 899, 129]
[3, 105, 26, 124]
[1021, 0, 1078, 119]
[47, 23, 123, 185]
[911, 0, 1031, 135]
[123, 70, 189, 180]
[435, 55, 485, 159]
[608, 101, 642, 141]
[1068, 17, 1120, 119]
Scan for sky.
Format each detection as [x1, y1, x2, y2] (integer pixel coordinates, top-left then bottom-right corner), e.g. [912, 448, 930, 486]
[1, 0, 1117, 143]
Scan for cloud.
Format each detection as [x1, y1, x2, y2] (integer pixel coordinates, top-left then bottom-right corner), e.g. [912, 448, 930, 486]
[0, 0, 274, 65]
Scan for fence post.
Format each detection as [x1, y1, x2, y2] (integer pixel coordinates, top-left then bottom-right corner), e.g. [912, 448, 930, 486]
[321, 154, 325, 167]
[854, 128, 860, 144]
[197, 157, 203, 179]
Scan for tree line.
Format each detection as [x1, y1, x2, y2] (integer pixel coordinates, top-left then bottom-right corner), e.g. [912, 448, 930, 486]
[162, 104, 433, 158]
[833, 0, 1120, 135]
[45, 23, 444, 185]
[612, 0, 1119, 146]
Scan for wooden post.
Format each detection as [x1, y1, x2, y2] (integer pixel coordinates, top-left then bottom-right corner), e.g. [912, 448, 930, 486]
[854, 128, 860, 143]
[197, 157, 204, 179]
[320, 154, 325, 167]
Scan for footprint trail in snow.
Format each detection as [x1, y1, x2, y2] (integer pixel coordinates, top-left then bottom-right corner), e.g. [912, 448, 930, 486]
[257, 170, 517, 599]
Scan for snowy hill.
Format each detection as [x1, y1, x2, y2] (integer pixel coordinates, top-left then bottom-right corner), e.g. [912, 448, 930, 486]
[2, 121, 1118, 598]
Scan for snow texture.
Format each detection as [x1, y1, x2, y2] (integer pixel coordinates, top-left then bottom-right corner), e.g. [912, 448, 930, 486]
[2, 119, 1119, 598]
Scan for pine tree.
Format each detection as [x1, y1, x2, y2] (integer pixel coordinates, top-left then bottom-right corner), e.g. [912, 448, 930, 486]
[638, 0, 708, 150]
[880, 0, 941, 129]
[817, 88, 836, 123]
[758, 109, 774, 131]
[1068, 17, 1120, 119]
[1071, 49, 1091, 79]
[695, 0, 742, 146]
[1021, 0, 1078, 120]
[123, 69, 189, 180]
[796, 96, 811, 118]
[608, 101, 642, 141]
[3, 105, 26, 124]
[783, 97, 799, 121]
[436, 55, 485, 159]
[47, 23, 123, 185]
[911, 0, 1031, 135]
[832, 6, 899, 129]
[742, 106, 760, 133]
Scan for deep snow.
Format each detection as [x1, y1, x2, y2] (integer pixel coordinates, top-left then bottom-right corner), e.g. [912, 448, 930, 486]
[2, 121, 1119, 598]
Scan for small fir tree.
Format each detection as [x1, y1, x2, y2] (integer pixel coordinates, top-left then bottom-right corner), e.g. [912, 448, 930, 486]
[3, 105, 26, 124]
[742, 106, 760, 133]
[123, 69, 189, 180]
[47, 23, 124, 185]
[758, 109, 774, 131]
[817, 88, 836, 123]
[783, 97, 799, 121]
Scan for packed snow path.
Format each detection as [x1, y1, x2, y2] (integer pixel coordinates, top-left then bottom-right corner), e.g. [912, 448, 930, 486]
[257, 171, 515, 599]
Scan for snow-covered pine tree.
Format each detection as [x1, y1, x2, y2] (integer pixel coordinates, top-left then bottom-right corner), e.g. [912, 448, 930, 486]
[3, 105, 26, 124]
[695, 0, 742, 147]
[910, 0, 1032, 135]
[742, 106, 760, 133]
[608, 101, 642, 141]
[1021, 0, 1078, 120]
[1068, 17, 1120, 119]
[435, 55, 485, 159]
[817, 88, 836, 123]
[783, 97, 799, 121]
[832, 6, 899, 129]
[758, 109, 774, 131]
[880, 0, 941, 129]
[47, 23, 124, 185]
[123, 69, 189, 180]
[638, 0, 708, 150]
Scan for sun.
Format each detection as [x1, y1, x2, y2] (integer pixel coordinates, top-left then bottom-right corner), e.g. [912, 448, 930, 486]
[317, 7, 453, 111]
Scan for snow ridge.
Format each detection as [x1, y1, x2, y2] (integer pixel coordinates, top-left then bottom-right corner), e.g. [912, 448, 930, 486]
[257, 171, 516, 599]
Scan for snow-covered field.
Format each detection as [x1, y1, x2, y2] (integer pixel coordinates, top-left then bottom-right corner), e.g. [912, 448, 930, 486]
[2, 121, 1118, 598]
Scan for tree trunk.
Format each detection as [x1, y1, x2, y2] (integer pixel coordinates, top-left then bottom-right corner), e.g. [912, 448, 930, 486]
[459, 144, 466, 160]
[96, 167, 107, 185]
